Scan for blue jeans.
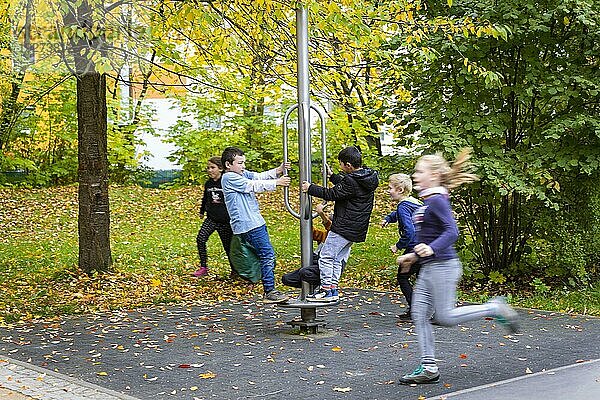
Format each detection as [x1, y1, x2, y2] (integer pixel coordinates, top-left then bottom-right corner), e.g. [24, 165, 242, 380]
[241, 225, 276, 293]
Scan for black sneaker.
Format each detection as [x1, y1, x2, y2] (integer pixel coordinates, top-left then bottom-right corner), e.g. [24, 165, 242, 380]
[396, 311, 412, 321]
[263, 289, 289, 304]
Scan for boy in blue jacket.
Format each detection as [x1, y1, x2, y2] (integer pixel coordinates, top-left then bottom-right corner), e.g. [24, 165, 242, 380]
[381, 173, 421, 320]
[301, 146, 379, 302]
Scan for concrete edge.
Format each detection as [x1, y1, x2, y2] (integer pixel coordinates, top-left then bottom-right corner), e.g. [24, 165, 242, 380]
[0, 355, 140, 400]
[428, 358, 600, 399]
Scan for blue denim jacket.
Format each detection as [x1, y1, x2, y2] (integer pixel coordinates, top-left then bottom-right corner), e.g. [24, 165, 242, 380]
[221, 168, 278, 234]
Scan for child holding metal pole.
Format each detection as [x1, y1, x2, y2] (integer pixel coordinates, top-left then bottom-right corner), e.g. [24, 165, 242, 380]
[396, 149, 519, 384]
[221, 146, 291, 304]
[301, 146, 379, 302]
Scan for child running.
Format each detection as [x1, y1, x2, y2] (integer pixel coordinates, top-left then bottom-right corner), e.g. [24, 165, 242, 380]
[193, 156, 233, 277]
[381, 173, 421, 320]
[301, 146, 379, 302]
[396, 149, 519, 385]
[221, 146, 291, 304]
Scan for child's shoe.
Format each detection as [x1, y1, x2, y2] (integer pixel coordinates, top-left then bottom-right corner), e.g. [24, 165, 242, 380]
[306, 286, 337, 302]
[396, 310, 412, 322]
[398, 364, 440, 385]
[331, 287, 339, 301]
[263, 289, 289, 304]
[489, 296, 520, 333]
[192, 267, 208, 277]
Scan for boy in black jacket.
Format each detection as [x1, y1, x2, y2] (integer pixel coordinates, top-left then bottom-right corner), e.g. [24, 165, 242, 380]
[301, 146, 379, 302]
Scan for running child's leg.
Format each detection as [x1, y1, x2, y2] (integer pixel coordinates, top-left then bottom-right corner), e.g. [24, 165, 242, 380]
[429, 259, 496, 326]
[411, 265, 436, 366]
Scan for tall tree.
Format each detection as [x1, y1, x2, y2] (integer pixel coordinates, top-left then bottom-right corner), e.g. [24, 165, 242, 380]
[0, 0, 34, 153]
[393, 0, 600, 277]
[62, 0, 111, 273]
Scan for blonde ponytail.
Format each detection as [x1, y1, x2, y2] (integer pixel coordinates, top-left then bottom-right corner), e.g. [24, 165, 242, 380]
[420, 148, 478, 190]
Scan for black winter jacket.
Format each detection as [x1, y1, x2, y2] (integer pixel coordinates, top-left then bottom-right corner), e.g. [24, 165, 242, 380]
[307, 167, 379, 242]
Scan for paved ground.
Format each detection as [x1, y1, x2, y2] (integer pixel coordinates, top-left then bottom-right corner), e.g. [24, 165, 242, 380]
[429, 359, 600, 400]
[0, 289, 599, 400]
[0, 387, 33, 400]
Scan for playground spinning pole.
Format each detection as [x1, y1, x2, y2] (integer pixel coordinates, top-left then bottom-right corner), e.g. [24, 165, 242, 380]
[280, 4, 338, 334]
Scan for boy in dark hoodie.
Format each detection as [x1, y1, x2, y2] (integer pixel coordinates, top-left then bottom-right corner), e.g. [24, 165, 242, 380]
[301, 146, 379, 302]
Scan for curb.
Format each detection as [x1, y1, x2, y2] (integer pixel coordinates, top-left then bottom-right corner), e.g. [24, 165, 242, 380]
[0, 356, 140, 400]
[429, 359, 600, 400]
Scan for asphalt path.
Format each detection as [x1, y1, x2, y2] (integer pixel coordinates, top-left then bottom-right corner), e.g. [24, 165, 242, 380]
[1, 289, 598, 400]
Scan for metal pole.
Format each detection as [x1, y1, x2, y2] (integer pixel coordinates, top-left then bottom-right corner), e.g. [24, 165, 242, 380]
[296, 6, 313, 286]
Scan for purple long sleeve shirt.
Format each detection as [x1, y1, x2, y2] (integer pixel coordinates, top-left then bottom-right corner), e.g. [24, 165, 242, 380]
[413, 193, 459, 263]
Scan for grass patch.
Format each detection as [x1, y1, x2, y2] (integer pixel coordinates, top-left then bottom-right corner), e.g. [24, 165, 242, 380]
[1, 185, 598, 324]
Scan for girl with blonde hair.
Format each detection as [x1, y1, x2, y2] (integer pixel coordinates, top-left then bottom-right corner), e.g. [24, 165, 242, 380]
[397, 149, 519, 385]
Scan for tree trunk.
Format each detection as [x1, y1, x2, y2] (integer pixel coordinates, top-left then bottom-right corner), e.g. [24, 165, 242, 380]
[0, 78, 23, 152]
[66, 0, 112, 274]
[76, 71, 112, 274]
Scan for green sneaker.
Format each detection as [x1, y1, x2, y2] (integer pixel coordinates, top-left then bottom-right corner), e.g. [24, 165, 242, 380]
[398, 364, 440, 384]
[490, 296, 520, 334]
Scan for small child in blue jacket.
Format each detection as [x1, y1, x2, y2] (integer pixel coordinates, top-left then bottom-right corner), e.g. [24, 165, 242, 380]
[381, 173, 421, 320]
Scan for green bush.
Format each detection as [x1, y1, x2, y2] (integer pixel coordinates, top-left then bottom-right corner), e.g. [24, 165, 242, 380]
[519, 176, 600, 287]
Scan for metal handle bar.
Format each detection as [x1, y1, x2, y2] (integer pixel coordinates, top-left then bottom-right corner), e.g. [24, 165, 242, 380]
[283, 103, 327, 220]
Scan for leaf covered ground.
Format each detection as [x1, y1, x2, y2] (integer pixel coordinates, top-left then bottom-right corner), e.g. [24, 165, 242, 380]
[1, 185, 598, 324]
[0, 185, 399, 324]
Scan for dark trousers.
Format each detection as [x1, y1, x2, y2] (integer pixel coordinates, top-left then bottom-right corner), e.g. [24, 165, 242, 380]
[397, 262, 421, 310]
[196, 217, 233, 268]
[282, 263, 321, 288]
[282, 253, 346, 289]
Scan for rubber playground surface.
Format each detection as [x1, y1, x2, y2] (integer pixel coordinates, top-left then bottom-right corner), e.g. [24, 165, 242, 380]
[1, 289, 599, 399]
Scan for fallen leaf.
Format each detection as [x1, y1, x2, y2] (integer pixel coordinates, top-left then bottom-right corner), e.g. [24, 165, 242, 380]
[96, 372, 108, 376]
[331, 346, 342, 352]
[199, 371, 217, 379]
[333, 387, 352, 392]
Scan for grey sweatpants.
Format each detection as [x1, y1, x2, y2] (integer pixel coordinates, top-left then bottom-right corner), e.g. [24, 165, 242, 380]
[411, 258, 498, 365]
[318, 231, 353, 287]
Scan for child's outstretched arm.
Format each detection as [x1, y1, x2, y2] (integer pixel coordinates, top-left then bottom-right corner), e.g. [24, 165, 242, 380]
[315, 202, 332, 231]
[301, 178, 354, 201]
[381, 210, 398, 227]
[226, 171, 287, 194]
